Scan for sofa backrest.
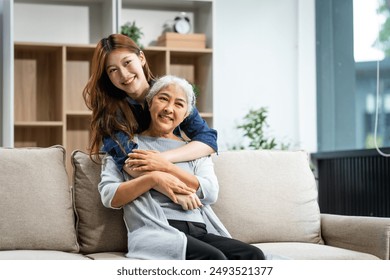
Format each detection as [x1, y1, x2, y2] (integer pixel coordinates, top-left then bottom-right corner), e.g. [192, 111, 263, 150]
[71, 149, 323, 254]
[211, 150, 323, 244]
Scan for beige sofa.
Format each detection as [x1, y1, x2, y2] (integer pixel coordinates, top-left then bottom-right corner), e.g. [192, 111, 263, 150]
[0, 145, 389, 260]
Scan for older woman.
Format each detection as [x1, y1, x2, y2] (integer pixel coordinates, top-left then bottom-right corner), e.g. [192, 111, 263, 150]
[98, 75, 265, 260]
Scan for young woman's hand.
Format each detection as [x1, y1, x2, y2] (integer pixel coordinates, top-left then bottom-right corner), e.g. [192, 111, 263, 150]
[126, 149, 173, 172]
[176, 193, 203, 210]
[126, 149, 200, 191]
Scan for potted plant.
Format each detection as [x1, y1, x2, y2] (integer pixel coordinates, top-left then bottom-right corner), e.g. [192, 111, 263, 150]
[121, 21, 144, 48]
[232, 107, 290, 150]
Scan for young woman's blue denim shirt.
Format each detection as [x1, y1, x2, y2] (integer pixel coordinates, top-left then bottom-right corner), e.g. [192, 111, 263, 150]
[102, 99, 218, 171]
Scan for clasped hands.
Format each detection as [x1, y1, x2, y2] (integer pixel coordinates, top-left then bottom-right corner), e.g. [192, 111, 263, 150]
[124, 149, 203, 211]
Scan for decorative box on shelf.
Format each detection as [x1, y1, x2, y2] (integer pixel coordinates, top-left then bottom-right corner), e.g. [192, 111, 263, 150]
[157, 32, 206, 49]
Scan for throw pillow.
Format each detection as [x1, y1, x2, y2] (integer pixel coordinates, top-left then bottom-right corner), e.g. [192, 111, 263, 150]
[71, 150, 127, 254]
[0, 145, 79, 252]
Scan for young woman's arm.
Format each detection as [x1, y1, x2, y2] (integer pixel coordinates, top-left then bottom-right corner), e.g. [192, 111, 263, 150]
[123, 162, 203, 210]
[111, 171, 194, 208]
[102, 132, 203, 207]
[156, 107, 217, 162]
[177, 107, 218, 156]
[99, 155, 194, 208]
[160, 141, 214, 162]
[125, 149, 200, 191]
[102, 132, 138, 171]
[124, 152, 216, 210]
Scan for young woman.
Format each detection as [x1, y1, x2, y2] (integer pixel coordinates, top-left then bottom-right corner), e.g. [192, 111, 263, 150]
[98, 75, 265, 260]
[83, 34, 217, 175]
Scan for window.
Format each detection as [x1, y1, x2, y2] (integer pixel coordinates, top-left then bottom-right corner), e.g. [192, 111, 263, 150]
[316, 0, 390, 152]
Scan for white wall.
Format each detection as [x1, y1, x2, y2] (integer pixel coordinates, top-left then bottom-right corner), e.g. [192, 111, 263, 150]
[14, 2, 91, 44]
[214, 0, 317, 152]
[13, 1, 116, 44]
[297, 0, 317, 152]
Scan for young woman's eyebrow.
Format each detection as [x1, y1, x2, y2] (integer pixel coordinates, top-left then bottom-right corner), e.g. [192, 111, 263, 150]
[106, 56, 132, 69]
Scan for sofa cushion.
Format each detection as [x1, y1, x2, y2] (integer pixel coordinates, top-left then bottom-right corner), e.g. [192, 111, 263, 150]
[211, 150, 323, 244]
[85, 252, 128, 260]
[254, 242, 379, 260]
[71, 150, 127, 254]
[0, 250, 89, 260]
[0, 145, 79, 252]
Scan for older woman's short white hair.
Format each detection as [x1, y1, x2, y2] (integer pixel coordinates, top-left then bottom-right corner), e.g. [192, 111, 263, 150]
[146, 75, 196, 116]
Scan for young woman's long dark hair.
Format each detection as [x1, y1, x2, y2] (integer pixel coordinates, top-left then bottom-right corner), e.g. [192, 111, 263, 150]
[83, 34, 155, 159]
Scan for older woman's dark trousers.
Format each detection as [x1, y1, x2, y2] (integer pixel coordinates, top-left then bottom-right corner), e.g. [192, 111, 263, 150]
[168, 220, 265, 260]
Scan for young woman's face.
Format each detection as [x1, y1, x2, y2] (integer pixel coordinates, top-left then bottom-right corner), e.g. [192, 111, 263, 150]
[105, 49, 149, 103]
[148, 84, 189, 137]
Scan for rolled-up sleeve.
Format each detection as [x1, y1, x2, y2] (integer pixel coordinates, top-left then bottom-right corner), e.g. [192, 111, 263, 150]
[193, 156, 219, 205]
[179, 107, 218, 153]
[98, 155, 125, 209]
[102, 131, 138, 171]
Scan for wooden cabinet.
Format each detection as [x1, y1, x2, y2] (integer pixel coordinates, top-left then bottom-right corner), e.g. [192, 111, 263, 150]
[11, 0, 214, 175]
[14, 43, 65, 148]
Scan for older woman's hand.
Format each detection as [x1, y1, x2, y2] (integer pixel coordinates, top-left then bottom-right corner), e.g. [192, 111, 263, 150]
[176, 193, 203, 210]
[151, 171, 195, 203]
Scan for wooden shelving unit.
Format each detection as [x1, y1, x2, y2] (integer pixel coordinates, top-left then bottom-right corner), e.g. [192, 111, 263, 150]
[143, 46, 213, 123]
[13, 42, 95, 173]
[12, 0, 214, 177]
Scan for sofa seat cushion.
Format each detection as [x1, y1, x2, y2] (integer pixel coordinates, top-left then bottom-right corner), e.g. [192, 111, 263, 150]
[86, 252, 128, 260]
[211, 150, 323, 244]
[71, 150, 127, 254]
[254, 242, 379, 260]
[0, 146, 79, 253]
[0, 250, 89, 260]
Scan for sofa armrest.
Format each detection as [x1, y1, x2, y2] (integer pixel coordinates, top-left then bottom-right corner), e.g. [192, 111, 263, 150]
[321, 214, 390, 259]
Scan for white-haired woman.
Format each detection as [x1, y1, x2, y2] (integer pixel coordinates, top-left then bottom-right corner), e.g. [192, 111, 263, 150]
[98, 75, 265, 260]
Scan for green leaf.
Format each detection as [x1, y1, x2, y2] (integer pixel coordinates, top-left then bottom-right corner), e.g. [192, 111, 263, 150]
[120, 21, 144, 49]
[235, 106, 290, 150]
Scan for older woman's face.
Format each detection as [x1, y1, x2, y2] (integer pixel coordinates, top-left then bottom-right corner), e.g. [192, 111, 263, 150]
[148, 84, 188, 137]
